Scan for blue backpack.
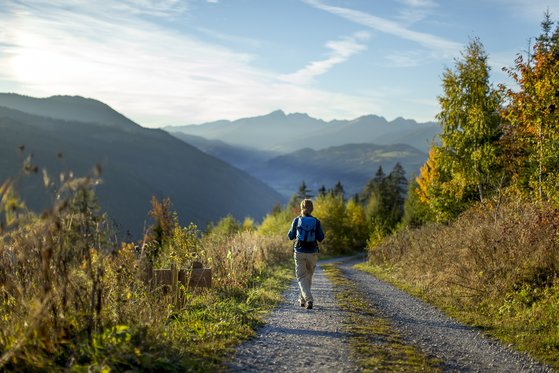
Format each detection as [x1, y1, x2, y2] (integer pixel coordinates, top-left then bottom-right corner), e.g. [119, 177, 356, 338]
[296, 216, 317, 242]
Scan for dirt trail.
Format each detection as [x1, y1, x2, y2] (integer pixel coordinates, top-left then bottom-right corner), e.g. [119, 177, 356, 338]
[227, 257, 360, 372]
[228, 256, 552, 372]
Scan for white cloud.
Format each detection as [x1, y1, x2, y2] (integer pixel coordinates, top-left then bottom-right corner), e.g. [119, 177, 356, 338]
[279, 32, 370, 85]
[196, 27, 263, 48]
[489, 0, 559, 22]
[0, 1, 382, 125]
[384, 50, 428, 67]
[302, 0, 460, 57]
[397, 0, 437, 8]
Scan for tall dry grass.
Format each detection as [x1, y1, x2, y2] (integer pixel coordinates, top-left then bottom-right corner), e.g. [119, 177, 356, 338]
[201, 231, 291, 288]
[369, 197, 559, 308]
[367, 197, 559, 367]
[0, 165, 292, 370]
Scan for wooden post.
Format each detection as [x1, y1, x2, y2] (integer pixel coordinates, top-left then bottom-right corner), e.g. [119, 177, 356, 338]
[171, 263, 178, 302]
[189, 261, 212, 288]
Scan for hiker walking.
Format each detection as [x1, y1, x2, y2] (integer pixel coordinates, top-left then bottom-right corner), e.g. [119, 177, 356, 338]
[288, 199, 325, 309]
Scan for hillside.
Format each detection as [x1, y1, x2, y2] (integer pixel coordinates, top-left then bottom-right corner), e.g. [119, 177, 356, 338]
[0, 93, 140, 130]
[259, 143, 426, 197]
[0, 95, 283, 238]
[166, 110, 439, 153]
[171, 134, 427, 197]
[170, 132, 280, 171]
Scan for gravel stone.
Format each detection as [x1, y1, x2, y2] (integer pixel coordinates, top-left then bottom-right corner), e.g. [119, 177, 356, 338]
[228, 256, 554, 372]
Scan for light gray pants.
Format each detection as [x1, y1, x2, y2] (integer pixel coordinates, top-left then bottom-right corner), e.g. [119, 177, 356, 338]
[294, 252, 318, 303]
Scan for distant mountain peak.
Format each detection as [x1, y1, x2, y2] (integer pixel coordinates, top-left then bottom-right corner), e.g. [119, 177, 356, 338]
[267, 109, 286, 118]
[287, 112, 313, 120]
[351, 114, 387, 123]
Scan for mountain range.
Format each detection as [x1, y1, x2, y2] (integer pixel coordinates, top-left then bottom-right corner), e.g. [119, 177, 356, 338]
[166, 111, 438, 197]
[0, 93, 283, 239]
[165, 110, 439, 153]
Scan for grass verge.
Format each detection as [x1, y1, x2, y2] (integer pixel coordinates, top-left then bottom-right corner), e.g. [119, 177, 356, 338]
[167, 263, 294, 371]
[322, 263, 444, 372]
[355, 263, 559, 370]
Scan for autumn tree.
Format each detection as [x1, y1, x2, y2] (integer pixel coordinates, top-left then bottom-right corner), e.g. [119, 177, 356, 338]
[418, 37, 502, 222]
[313, 191, 349, 254]
[501, 13, 559, 202]
[344, 198, 369, 250]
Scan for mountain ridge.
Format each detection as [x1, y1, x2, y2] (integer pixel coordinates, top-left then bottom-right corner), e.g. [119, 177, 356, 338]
[165, 110, 439, 153]
[0, 94, 283, 238]
[0, 93, 140, 130]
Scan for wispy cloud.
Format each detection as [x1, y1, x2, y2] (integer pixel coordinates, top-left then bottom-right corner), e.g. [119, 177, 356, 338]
[489, 0, 559, 22]
[196, 27, 263, 48]
[302, 0, 460, 56]
[110, 0, 189, 17]
[279, 31, 370, 85]
[0, 1, 381, 125]
[384, 50, 429, 67]
[395, 0, 438, 25]
[398, 0, 437, 8]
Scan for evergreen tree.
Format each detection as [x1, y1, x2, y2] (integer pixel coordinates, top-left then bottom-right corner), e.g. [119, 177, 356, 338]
[297, 180, 313, 200]
[333, 181, 345, 199]
[402, 175, 435, 228]
[385, 163, 408, 228]
[361, 165, 386, 201]
[361, 164, 407, 235]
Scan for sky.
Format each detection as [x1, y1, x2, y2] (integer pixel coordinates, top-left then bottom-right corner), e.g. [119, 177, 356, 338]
[1, 0, 558, 127]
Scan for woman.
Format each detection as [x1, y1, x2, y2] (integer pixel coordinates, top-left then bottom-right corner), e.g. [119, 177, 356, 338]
[287, 199, 325, 309]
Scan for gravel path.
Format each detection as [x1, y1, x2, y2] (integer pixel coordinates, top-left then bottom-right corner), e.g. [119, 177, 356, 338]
[228, 256, 553, 372]
[339, 258, 552, 372]
[227, 257, 360, 372]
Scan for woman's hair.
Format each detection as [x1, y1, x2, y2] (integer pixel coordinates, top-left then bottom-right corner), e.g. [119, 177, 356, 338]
[300, 199, 314, 216]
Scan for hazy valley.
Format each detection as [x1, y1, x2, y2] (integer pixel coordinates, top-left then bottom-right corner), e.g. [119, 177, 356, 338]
[166, 110, 437, 197]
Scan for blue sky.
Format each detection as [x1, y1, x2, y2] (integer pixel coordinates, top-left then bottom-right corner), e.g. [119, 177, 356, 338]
[0, 0, 558, 127]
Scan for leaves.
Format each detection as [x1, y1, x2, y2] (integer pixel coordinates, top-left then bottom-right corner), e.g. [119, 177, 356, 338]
[501, 14, 559, 202]
[418, 38, 502, 222]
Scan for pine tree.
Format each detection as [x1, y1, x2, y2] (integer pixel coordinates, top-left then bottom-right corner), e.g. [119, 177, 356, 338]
[297, 180, 313, 200]
[361, 164, 407, 234]
[385, 163, 407, 228]
[333, 181, 345, 199]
